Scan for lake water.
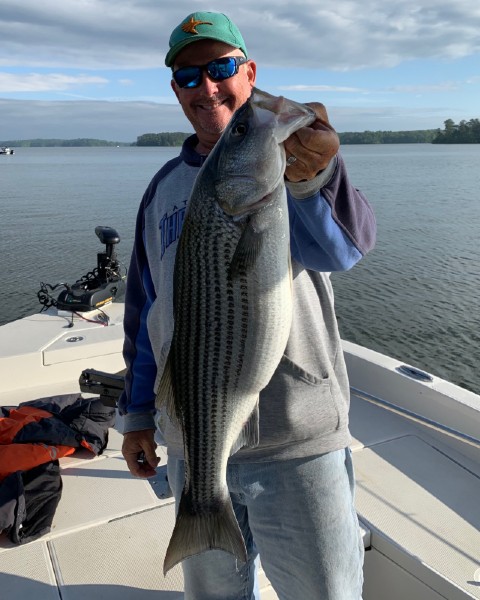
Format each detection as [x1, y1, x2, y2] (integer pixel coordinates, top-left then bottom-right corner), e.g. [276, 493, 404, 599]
[1, 144, 479, 394]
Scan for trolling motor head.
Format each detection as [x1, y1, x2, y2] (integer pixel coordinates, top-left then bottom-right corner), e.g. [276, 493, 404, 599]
[95, 226, 121, 283]
[95, 226, 120, 259]
[38, 226, 125, 313]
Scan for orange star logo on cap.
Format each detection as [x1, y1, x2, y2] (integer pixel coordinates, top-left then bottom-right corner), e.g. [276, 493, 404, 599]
[181, 17, 213, 35]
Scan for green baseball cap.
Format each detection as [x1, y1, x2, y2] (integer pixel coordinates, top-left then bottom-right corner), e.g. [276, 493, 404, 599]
[165, 11, 248, 68]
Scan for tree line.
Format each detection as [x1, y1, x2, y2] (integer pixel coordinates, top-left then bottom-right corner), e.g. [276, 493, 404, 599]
[338, 129, 438, 144]
[137, 129, 440, 146]
[135, 132, 190, 146]
[134, 122, 479, 145]
[3, 119, 479, 148]
[135, 119, 480, 145]
[431, 119, 480, 143]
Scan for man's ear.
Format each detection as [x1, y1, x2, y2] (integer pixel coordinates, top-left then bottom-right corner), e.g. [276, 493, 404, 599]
[247, 60, 257, 87]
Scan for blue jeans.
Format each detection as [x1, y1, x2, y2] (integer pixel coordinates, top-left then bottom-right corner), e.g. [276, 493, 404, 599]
[167, 448, 364, 600]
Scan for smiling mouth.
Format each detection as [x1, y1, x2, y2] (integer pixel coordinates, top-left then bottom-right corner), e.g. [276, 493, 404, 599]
[198, 97, 228, 111]
[200, 103, 224, 111]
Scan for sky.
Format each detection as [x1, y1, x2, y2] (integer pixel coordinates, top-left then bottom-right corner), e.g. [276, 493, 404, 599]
[1, 0, 479, 142]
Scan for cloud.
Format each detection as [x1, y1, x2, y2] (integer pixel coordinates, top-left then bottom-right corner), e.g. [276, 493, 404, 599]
[281, 80, 468, 96]
[1, 0, 479, 71]
[279, 85, 369, 93]
[1, 1, 478, 138]
[0, 98, 192, 142]
[387, 82, 460, 93]
[0, 72, 108, 92]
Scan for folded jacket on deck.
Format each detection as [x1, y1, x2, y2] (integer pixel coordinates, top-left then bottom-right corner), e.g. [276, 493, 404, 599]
[0, 393, 115, 543]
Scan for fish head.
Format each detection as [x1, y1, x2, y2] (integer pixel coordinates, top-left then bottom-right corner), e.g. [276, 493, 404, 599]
[208, 87, 316, 218]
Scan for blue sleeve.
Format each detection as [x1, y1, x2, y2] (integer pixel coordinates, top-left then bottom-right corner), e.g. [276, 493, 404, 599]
[118, 156, 185, 432]
[118, 192, 158, 420]
[287, 153, 376, 271]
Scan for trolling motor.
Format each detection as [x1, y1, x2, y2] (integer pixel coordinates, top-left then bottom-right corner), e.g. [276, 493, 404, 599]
[38, 226, 126, 313]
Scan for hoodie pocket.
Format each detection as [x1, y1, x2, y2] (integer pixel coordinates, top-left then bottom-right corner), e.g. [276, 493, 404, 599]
[258, 354, 344, 445]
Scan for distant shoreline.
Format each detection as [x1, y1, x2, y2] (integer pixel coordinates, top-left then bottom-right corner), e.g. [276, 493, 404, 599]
[1, 132, 438, 147]
[0, 138, 131, 148]
[2, 120, 479, 147]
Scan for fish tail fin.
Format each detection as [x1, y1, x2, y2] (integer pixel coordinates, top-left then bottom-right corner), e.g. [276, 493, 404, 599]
[163, 491, 247, 575]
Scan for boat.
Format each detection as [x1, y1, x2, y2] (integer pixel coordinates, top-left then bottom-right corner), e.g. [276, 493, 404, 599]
[1, 228, 479, 599]
[0, 147, 14, 155]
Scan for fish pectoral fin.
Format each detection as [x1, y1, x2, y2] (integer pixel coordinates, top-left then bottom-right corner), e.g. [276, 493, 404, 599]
[163, 492, 247, 575]
[229, 220, 264, 278]
[230, 400, 260, 456]
[156, 352, 181, 427]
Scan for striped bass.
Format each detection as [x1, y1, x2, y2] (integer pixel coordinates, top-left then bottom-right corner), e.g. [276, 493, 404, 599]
[158, 87, 316, 574]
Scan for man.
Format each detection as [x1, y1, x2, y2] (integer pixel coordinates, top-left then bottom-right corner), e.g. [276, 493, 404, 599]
[120, 11, 376, 600]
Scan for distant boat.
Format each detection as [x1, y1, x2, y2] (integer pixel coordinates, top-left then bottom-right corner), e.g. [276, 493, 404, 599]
[0, 146, 14, 155]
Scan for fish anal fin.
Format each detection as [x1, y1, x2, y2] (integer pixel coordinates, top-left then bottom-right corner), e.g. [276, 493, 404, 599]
[230, 401, 260, 456]
[163, 492, 247, 575]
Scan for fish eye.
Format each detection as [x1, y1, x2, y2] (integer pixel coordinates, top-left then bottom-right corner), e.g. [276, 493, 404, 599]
[232, 122, 248, 137]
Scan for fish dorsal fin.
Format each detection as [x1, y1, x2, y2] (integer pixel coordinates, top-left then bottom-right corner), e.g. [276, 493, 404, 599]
[230, 400, 260, 456]
[229, 220, 264, 278]
[156, 352, 181, 427]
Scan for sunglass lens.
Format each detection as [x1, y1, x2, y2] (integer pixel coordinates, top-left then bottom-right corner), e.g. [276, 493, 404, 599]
[174, 67, 201, 88]
[174, 58, 242, 88]
[208, 58, 236, 81]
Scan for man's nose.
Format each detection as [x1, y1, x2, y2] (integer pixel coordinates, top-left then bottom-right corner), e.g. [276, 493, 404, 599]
[197, 70, 220, 93]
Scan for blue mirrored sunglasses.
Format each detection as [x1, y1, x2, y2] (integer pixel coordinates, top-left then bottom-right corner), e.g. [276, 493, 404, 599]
[173, 56, 248, 89]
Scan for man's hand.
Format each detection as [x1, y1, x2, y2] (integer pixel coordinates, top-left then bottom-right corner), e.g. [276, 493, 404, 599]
[284, 102, 340, 182]
[122, 429, 160, 478]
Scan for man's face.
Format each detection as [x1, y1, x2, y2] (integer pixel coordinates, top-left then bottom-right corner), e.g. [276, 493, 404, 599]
[171, 40, 256, 153]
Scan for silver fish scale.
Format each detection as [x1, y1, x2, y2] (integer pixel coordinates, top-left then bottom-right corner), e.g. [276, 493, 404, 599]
[173, 200, 250, 506]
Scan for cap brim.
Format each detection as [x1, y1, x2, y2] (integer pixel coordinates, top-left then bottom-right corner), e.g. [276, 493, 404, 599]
[165, 36, 243, 67]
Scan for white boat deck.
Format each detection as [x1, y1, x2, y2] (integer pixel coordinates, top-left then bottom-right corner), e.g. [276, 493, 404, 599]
[0, 417, 281, 599]
[1, 390, 479, 599]
[1, 308, 479, 599]
[1, 430, 185, 600]
[350, 395, 480, 600]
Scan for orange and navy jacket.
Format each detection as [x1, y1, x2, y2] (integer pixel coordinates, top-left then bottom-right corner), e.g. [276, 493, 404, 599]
[0, 394, 115, 543]
[0, 394, 115, 481]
